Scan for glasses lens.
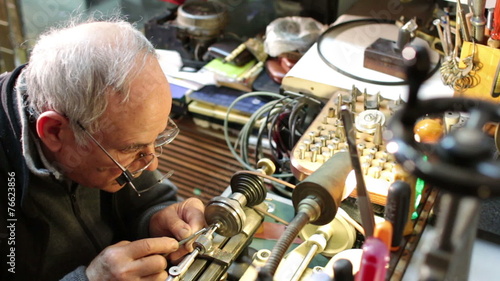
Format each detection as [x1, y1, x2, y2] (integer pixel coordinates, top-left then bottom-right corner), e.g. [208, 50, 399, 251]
[155, 118, 179, 147]
[135, 170, 175, 195]
[126, 153, 155, 177]
[154, 145, 163, 157]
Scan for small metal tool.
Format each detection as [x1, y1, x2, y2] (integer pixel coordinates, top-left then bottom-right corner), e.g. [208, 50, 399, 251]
[161, 226, 210, 260]
[177, 226, 209, 246]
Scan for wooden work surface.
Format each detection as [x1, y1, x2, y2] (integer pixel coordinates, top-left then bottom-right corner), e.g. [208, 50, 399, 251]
[157, 117, 249, 204]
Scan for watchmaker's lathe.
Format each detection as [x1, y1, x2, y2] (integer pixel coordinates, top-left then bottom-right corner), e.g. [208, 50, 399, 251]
[167, 152, 357, 281]
[166, 159, 275, 281]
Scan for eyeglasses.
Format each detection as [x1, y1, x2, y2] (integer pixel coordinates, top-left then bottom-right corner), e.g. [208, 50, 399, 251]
[78, 117, 179, 196]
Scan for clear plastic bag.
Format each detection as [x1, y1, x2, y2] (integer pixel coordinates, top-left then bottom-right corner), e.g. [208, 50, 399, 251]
[264, 16, 327, 57]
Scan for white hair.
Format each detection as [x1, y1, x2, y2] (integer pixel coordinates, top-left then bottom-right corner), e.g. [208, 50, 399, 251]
[24, 16, 157, 145]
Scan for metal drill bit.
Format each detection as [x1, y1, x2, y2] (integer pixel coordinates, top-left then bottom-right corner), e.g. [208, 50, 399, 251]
[340, 105, 375, 237]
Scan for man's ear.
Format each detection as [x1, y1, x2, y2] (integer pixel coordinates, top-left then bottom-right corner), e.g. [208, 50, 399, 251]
[36, 111, 71, 152]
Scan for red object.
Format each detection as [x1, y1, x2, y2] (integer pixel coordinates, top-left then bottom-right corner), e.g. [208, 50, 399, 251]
[265, 54, 300, 84]
[492, 0, 500, 39]
[278, 54, 300, 72]
[160, 0, 187, 5]
[265, 58, 286, 84]
[253, 222, 303, 243]
[355, 237, 389, 281]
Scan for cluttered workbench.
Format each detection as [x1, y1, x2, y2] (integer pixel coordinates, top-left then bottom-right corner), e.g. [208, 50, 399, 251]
[148, 0, 500, 280]
[156, 96, 440, 281]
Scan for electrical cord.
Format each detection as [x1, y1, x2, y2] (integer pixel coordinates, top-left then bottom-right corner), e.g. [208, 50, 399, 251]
[224, 91, 324, 181]
[224, 91, 289, 172]
[316, 18, 441, 86]
[288, 101, 306, 147]
[239, 101, 284, 165]
[254, 104, 285, 165]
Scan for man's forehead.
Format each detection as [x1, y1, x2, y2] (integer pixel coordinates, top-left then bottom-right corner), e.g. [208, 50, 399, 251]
[96, 55, 171, 143]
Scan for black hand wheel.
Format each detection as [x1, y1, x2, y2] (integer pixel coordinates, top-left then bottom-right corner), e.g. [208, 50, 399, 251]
[385, 46, 500, 198]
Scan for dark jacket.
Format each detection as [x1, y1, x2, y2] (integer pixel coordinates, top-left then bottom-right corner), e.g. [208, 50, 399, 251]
[0, 65, 179, 280]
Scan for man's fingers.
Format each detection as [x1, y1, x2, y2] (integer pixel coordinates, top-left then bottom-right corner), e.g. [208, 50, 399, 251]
[165, 198, 206, 240]
[127, 237, 178, 259]
[168, 248, 191, 262]
[142, 270, 169, 281]
[86, 239, 178, 280]
[115, 240, 131, 247]
[149, 207, 186, 239]
[129, 254, 168, 277]
[181, 198, 206, 231]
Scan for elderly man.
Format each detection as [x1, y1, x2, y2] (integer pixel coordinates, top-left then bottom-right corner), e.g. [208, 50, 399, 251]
[0, 18, 205, 280]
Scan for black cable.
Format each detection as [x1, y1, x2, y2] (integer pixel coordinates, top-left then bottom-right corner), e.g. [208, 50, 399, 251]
[268, 109, 284, 161]
[267, 98, 294, 161]
[288, 100, 306, 148]
[288, 95, 325, 151]
[276, 112, 292, 158]
[316, 18, 441, 86]
[255, 97, 290, 166]
[234, 92, 324, 176]
[255, 109, 282, 167]
[290, 101, 308, 144]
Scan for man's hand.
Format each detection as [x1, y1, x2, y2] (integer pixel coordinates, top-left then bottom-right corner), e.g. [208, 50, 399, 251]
[86, 237, 177, 281]
[149, 197, 206, 260]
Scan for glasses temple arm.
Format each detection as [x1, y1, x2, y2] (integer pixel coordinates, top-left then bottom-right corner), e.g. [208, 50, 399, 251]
[77, 122, 145, 195]
[77, 122, 128, 171]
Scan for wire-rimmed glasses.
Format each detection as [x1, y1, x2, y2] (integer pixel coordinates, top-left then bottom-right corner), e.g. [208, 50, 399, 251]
[78, 117, 179, 196]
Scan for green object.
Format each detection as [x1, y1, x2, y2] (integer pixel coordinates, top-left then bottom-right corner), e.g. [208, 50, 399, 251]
[412, 177, 425, 220]
[203, 58, 256, 80]
[412, 155, 428, 220]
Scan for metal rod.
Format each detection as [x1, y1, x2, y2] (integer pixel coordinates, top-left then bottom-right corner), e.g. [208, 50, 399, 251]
[290, 244, 319, 281]
[340, 105, 375, 237]
[168, 248, 201, 278]
[178, 227, 208, 246]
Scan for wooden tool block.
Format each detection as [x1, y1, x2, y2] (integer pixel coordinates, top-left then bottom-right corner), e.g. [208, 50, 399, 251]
[456, 41, 500, 102]
[289, 90, 409, 206]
